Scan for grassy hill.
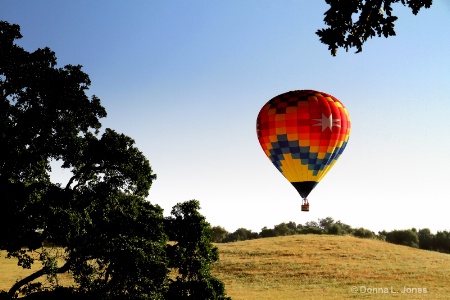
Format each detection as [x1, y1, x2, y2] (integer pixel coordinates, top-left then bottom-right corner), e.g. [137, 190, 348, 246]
[211, 235, 450, 300]
[1, 235, 449, 299]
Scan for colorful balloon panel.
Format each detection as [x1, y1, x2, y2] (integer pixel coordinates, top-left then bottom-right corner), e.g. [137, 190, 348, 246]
[256, 90, 351, 199]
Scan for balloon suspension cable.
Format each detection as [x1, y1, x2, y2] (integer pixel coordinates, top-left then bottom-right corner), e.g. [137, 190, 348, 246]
[302, 198, 309, 205]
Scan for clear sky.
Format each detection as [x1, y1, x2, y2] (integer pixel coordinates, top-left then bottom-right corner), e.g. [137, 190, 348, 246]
[2, 1, 449, 234]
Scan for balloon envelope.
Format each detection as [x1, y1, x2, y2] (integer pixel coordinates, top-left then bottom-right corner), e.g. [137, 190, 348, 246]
[256, 90, 351, 199]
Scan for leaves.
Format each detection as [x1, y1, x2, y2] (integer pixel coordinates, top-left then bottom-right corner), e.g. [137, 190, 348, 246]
[1, 21, 162, 298]
[317, 0, 433, 55]
[165, 200, 230, 300]
[1, 21, 230, 300]
[0, 22, 106, 182]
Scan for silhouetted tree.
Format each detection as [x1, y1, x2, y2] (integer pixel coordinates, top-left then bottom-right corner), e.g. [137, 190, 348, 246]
[317, 0, 433, 55]
[1, 20, 165, 298]
[165, 200, 231, 300]
[0, 21, 230, 300]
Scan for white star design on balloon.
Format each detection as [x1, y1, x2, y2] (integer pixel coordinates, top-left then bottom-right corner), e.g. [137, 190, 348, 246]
[313, 114, 341, 131]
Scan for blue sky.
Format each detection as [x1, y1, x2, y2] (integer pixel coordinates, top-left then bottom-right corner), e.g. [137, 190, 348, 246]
[2, 1, 450, 234]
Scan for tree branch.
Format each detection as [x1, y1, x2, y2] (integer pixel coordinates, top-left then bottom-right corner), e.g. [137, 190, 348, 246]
[65, 165, 105, 190]
[65, 175, 77, 190]
[7, 260, 72, 298]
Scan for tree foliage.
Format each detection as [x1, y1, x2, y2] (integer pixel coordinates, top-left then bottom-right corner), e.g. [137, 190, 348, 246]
[381, 229, 420, 248]
[165, 200, 231, 300]
[212, 217, 449, 255]
[0, 19, 165, 299]
[317, 0, 433, 55]
[0, 21, 229, 300]
[210, 226, 229, 243]
[352, 227, 376, 239]
[223, 228, 259, 243]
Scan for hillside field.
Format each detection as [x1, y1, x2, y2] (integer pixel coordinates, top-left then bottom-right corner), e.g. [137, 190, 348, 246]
[1, 235, 449, 299]
[211, 235, 450, 300]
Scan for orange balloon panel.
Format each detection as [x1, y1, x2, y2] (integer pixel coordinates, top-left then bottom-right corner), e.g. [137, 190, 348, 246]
[256, 90, 351, 199]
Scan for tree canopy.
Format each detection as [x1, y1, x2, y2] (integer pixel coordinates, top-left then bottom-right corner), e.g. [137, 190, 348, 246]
[317, 0, 433, 55]
[0, 21, 229, 300]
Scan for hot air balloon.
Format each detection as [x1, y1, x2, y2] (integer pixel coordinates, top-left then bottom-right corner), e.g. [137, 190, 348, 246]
[256, 90, 351, 211]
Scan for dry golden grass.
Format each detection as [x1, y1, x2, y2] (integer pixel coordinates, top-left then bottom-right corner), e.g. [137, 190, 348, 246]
[1, 236, 449, 299]
[212, 235, 450, 300]
[0, 249, 75, 294]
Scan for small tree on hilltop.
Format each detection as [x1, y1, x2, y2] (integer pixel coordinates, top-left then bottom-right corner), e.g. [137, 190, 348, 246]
[417, 228, 434, 250]
[384, 229, 419, 248]
[210, 226, 229, 243]
[352, 227, 376, 239]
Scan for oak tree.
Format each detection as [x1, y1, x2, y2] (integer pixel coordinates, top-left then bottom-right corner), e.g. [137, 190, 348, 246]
[0, 21, 229, 300]
[317, 0, 433, 55]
